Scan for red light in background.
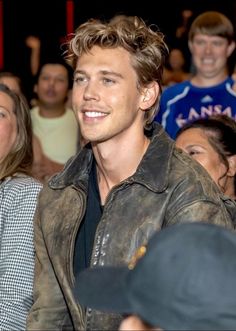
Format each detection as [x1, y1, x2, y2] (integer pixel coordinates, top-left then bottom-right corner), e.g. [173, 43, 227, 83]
[66, 0, 74, 35]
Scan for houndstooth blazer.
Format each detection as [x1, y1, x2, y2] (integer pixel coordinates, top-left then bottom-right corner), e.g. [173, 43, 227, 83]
[0, 175, 42, 330]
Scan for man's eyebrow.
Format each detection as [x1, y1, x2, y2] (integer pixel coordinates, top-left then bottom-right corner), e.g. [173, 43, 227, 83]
[74, 69, 85, 75]
[99, 70, 123, 79]
[74, 69, 123, 79]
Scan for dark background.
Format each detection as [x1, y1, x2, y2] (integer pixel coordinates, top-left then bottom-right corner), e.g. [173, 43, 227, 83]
[3, 0, 236, 79]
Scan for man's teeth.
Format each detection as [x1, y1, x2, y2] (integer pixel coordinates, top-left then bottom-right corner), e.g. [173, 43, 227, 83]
[85, 112, 105, 117]
[202, 58, 214, 64]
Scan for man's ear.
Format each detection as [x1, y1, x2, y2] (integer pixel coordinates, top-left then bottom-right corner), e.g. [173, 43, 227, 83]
[140, 82, 160, 111]
[227, 155, 236, 177]
[227, 41, 236, 57]
[188, 40, 193, 53]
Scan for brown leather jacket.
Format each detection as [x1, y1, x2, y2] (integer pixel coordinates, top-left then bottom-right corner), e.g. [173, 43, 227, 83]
[27, 123, 235, 331]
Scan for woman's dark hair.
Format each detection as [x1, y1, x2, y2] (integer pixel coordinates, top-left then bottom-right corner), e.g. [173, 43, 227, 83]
[176, 115, 236, 193]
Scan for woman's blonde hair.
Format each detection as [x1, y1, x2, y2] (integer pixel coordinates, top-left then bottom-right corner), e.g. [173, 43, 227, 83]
[0, 84, 33, 180]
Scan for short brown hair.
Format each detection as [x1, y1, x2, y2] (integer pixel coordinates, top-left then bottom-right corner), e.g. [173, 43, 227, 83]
[188, 11, 234, 43]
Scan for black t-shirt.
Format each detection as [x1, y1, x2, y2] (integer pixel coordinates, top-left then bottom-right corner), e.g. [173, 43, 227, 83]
[74, 160, 103, 276]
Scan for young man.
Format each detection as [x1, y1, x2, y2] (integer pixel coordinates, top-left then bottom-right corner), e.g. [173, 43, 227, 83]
[26, 16, 234, 331]
[30, 60, 79, 182]
[155, 11, 236, 139]
[74, 222, 236, 331]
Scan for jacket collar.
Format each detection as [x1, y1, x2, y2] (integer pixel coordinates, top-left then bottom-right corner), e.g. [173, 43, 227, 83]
[49, 122, 175, 192]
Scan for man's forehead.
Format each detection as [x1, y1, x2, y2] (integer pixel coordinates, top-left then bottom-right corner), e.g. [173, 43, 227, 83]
[192, 33, 228, 41]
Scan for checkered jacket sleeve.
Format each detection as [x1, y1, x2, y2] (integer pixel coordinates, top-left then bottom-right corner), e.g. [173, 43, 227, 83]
[0, 176, 42, 331]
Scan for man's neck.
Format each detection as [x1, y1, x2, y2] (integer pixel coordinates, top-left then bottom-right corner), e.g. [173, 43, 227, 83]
[92, 133, 150, 205]
[38, 104, 66, 118]
[190, 71, 228, 88]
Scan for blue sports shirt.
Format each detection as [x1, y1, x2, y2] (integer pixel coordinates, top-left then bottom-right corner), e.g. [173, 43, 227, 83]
[155, 77, 236, 138]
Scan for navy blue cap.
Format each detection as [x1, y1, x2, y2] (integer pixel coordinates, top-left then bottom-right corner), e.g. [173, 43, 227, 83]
[75, 223, 236, 330]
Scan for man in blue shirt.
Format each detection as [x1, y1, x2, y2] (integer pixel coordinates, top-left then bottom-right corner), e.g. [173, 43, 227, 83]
[155, 11, 236, 139]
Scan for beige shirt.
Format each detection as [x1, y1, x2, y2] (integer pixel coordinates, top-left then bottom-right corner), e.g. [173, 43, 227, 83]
[31, 107, 78, 163]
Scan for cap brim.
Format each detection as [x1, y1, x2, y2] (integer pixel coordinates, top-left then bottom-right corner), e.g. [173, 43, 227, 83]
[74, 265, 133, 314]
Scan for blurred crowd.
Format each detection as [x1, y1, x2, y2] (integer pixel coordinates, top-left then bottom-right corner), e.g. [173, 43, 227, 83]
[0, 8, 236, 331]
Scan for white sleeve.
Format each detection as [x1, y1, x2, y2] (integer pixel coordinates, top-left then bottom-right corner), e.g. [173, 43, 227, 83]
[0, 179, 42, 330]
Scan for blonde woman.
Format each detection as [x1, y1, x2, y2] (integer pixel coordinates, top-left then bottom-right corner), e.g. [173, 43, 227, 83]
[0, 84, 42, 330]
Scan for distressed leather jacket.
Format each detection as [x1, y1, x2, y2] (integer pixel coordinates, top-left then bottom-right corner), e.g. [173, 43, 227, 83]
[27, 123, 235, 331]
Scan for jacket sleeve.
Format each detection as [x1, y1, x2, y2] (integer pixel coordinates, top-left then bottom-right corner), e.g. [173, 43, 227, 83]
[0, 179, 42, 330]
[165, 195, 234, 230]
[163, 156, 235, 230]
[26, 202, 74, 330]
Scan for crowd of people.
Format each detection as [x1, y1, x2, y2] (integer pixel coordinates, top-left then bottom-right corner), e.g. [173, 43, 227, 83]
[0, 8, 236, 331]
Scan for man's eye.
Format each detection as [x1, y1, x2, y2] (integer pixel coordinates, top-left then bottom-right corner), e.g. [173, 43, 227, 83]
[189, 150, 199, 156]
[74, 76, 86, 83]
[103, 78, 114, 84]
[195, 40, 204, 45]
[213, 41, 223, 46]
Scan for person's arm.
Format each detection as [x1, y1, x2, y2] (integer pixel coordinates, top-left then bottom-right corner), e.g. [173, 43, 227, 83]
[31, 156, 64, 183]
[167, 199, 233, 228]
[26, 189, 74, 330]
[32, 135, 64, 183]
[165, 173, 234, 229]
[25, 36, 41, 76]
[0, 178, 42, 330]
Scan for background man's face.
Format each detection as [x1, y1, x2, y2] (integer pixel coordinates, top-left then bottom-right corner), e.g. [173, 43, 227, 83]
[189, 34, 235, 79]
